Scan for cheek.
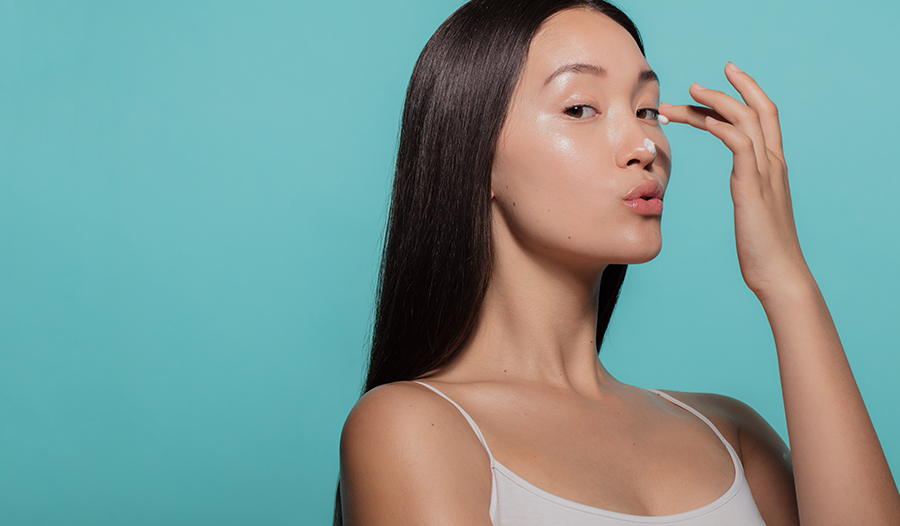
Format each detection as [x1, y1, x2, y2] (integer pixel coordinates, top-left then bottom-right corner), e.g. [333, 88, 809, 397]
[495, 121, 617, 203]
[491, 125, 621, 243]
[498, 121, 562, 182]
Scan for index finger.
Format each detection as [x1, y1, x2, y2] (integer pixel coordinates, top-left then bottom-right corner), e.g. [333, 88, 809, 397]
[724, 62, 784, 157]
[658, 103, 729, 131]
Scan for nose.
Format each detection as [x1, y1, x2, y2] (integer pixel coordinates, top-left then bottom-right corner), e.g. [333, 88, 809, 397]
[615, 129, 657, 170]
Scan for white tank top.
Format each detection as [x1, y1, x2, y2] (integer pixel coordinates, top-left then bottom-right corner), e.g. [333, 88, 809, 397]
[414, 381, 768, 526]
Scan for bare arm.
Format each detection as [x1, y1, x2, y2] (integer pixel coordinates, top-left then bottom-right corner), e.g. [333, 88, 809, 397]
[760, 272, 899, 524]
[661, 63, 900, 525]
[339, 382, 493, 526]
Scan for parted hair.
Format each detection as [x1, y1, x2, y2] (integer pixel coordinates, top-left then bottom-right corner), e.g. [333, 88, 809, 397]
[336, 1, 643, 523]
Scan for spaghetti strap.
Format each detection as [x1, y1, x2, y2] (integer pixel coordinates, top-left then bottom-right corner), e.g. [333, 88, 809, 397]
[645, 388, 744, 477]
[403, 384, 761, 525]
[413, 381, 495, 459]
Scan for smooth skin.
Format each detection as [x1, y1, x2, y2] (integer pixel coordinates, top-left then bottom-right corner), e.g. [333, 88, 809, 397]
[340, 8, 900, 526]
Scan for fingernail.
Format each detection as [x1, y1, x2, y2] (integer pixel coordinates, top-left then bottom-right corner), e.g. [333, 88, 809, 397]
[705, 116, 720, 126]
[726, 61, 742, 73]
[691, 82, 706, 91]
[658, 114, 670, 125]
[658, 102, 672, 108]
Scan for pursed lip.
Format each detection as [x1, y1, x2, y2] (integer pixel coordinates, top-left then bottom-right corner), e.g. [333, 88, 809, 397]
[623, 179, 665, 202]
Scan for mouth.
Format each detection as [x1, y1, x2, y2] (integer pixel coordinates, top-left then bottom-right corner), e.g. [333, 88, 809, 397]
[623, 180, 665, 216]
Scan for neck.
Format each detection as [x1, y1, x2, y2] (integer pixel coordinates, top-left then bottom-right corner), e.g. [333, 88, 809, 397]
[436, 217, 621, 395]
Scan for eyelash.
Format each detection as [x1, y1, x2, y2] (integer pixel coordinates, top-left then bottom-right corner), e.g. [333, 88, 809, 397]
[637, 108, 660, 121]
[564, 105, 597, 119]
[563, 105, 660, 121]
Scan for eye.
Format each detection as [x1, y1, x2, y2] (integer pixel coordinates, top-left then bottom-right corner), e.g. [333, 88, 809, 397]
[637, 107, 660, 121]
[564, 105, 597, 119]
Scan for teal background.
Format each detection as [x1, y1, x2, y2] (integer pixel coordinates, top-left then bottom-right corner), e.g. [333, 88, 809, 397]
[1, 0, 897, 524]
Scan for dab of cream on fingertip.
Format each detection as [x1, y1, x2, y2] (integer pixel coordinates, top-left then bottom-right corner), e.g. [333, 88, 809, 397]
[643, 138, 656, 155]
[658, 114, 670, 125]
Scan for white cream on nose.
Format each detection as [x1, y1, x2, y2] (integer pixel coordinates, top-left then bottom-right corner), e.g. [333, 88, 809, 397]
[643, 138, 656, 156]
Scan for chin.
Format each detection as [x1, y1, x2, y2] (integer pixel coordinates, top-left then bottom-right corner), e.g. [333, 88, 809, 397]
[605, 238, 663, 265]
[629, 248, 662, 265]
[563, 244, 661, 272]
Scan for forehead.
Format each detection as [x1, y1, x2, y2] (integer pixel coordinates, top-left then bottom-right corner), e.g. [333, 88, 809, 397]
[520, 7, 650, 87]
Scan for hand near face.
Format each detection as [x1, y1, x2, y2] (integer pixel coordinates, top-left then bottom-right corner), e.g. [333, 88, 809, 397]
[659, 63, 811, 299]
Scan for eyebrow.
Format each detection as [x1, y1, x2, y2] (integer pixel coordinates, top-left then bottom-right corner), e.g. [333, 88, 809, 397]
[544, 63, 605, 85]
[543, 62, 660, 87]
[638, 69, 660, 86]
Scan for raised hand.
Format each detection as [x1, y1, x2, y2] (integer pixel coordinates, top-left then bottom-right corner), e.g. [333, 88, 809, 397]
[661, 63, 900, 525]
[659, 62, 810, 300]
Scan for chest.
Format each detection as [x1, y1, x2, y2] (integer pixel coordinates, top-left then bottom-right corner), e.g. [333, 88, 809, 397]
[470, 392, 738, 516]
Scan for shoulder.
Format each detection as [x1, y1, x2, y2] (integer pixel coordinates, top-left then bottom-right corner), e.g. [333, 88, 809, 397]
[339, 382, 493, 526]
[661, 390, 799, 526]
[659, 390, 790, 462]
[341, 382, 488, 459]
[342, 382, 461, 441]
[658, 391, 764, 441]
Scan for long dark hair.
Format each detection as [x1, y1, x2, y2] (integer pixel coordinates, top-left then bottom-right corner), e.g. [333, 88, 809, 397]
[337, 0, 642, 522]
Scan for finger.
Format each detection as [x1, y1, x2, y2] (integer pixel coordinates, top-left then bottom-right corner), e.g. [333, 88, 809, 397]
[688, 83, 766, 146]
[689, 82, 769, 170]
[723, 62, 784, 156]
[659, 102, 728, 130]
[704, 116, 760, 182]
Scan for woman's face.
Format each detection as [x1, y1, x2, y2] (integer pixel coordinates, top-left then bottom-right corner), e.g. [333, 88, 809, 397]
[491, 8, 671, 269]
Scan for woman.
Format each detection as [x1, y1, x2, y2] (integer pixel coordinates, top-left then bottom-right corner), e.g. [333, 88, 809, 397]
[337, 0, 900, 524]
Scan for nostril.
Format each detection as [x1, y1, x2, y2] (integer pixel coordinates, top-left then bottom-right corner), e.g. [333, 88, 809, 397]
[626, 159, 642, 167]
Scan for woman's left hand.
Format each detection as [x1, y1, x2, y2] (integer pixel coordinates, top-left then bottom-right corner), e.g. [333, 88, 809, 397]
[662, 64, 900, 525]
[659, 62, 811, 300]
